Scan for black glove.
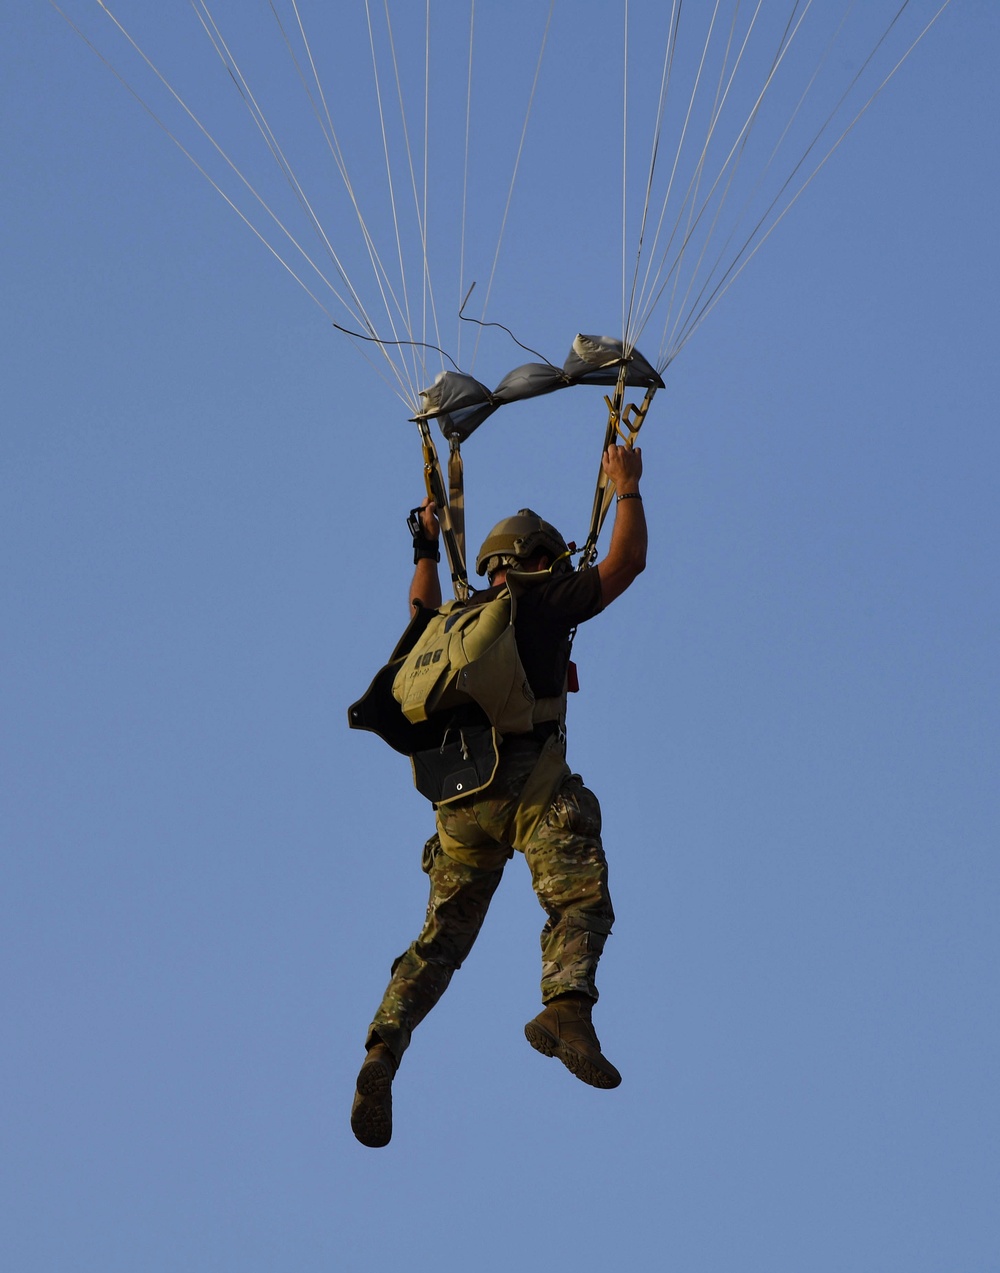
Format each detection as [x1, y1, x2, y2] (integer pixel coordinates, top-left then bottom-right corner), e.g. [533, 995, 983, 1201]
[407, 507, 440, 563]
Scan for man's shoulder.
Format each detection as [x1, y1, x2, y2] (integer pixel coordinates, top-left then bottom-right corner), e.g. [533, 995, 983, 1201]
[516, 566, 603, 622]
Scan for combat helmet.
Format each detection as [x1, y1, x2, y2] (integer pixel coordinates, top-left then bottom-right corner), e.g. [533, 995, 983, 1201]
[476, 508, 571, 579]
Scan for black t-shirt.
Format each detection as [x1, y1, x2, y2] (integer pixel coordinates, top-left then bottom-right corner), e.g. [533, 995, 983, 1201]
[473, 568, 604, 698]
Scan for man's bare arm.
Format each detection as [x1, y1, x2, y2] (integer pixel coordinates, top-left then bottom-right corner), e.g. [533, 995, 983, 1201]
[596, 444, 647, 606]
[409, 498, 443, 615]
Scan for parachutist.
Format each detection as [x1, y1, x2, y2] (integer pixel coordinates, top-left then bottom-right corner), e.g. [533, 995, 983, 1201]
[348, 444, 646, 1147]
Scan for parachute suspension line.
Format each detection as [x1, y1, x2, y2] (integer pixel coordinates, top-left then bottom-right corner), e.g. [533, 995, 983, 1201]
[660, 0, 844, 361]
[628, 0, 729, 347]
[62, 0, 419, 411]
[618, 0, 681, 348]
[271, 0, 422, 398]
[419, 1, 465, 580]
[632, 0, 809, 358]
[268, 0, 463, 394]
[457, 1, 476, 370]
[374, 0, 465, 568]
[190, 0, 418, 406]
[623, 0, 717, 351]
[655, 0, 764, 352]
[651, 0, 811, 360]
[631, 0, 810, 355]
[189, 2, 385, 341]
[634, 0, 762, 348]
[380, 1, 448, 396]
[664, 0, 953, 362]
[621, 0, 629, 345]
[423, 2, 433, 372]
[51, 4, 379, 336]
[419, 1, 446, 381]
[363, 0, 424, 407]
[469, 0, 555, 374]
[623, 0, 692, 353]
[441, 0, 551, 587]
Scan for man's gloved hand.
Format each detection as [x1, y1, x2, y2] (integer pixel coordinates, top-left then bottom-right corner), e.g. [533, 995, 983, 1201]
[408, 497, 440, 562]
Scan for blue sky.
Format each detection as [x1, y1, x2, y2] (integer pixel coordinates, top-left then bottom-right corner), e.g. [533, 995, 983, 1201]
[4, 4, 998, 1271]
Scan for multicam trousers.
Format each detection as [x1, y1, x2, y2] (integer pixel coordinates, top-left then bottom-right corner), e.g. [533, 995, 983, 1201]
[366, 738, 615, 1064]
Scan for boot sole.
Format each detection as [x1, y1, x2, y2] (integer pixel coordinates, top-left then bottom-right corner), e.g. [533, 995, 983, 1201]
[351, 1055, 394, 1148]
[524, 1021, 622, 1089]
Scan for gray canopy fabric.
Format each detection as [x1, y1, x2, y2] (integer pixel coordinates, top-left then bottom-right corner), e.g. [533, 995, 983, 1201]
[416, 335, 664, 442]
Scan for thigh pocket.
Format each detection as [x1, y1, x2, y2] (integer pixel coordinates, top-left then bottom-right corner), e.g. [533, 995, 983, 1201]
[421, 833, 441, 874]
[545, 777, 602, 839]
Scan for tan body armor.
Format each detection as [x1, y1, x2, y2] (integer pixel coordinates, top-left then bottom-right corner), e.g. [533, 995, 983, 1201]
[349, 568, 569, 808]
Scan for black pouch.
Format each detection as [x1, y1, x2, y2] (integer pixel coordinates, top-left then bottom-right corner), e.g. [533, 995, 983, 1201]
[410, 724, 500, 805]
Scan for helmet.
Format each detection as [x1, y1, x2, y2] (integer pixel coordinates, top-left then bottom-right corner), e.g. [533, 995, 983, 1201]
[476, 508, 571, 578]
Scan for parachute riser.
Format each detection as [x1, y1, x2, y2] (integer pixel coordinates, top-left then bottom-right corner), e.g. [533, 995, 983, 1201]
[416, 418, 469, 601]
[447, 437, 466, 581]
[578, 362, 630, 567]
[596, 384, 656, 526]
[578, 370, 657, 570]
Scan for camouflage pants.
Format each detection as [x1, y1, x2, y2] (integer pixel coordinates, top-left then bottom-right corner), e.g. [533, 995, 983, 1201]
[367, 739, 614, 1063]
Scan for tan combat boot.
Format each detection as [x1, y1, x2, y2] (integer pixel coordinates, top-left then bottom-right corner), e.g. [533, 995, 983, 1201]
[524, 992, 621, 1089]
[350, 1041, 397, 1148]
